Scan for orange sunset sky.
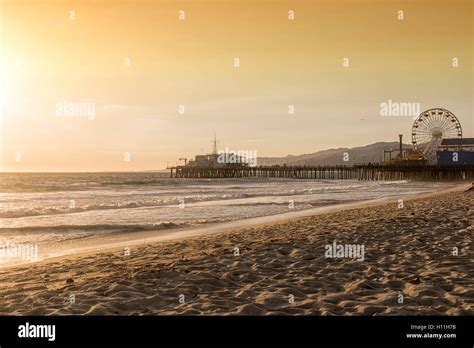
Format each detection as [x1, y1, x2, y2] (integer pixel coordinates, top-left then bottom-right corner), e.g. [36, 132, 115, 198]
[0, 0, 472, 171]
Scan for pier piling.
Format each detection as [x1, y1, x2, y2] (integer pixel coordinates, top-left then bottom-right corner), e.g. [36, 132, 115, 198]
[169, 164, 474, 181]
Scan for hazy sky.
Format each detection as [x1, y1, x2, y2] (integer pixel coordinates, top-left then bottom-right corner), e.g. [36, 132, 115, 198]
[1, 0, 472, 171]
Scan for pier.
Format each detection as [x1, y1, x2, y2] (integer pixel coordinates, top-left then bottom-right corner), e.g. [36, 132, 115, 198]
[170, 164, 474, 181]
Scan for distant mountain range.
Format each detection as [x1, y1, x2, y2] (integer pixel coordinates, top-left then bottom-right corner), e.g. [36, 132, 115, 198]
[258, 142, 413, 166]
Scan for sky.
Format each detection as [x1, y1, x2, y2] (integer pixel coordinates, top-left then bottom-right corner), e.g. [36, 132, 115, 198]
[0, 0, 472, 171]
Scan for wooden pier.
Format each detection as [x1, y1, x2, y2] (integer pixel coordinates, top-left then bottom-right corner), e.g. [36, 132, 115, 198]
[170, 164, 474, 181]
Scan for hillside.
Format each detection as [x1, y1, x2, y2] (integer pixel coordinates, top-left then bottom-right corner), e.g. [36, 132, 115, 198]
[258, 142, 413, 166]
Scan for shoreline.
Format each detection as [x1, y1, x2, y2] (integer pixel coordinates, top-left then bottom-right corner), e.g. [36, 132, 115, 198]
[2, 182, 469, 269]
[0, 183, 471, 315]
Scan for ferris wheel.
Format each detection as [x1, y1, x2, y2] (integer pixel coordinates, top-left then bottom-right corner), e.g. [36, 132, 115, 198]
[412, 108, 462, 155]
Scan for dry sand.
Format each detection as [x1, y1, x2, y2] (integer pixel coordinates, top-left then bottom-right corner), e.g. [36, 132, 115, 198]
[0, 185, 472, 315]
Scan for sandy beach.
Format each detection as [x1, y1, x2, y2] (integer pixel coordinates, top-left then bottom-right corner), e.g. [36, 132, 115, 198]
[0, 184, 472, 315]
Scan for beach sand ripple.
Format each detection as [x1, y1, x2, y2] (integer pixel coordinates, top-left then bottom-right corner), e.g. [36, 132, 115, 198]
[0, 189, 472, 315]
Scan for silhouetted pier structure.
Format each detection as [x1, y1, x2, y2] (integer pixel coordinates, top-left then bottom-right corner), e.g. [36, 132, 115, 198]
[170, 164, 474, 181]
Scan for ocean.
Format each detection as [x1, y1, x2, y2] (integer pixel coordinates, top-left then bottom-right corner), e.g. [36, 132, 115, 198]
[0, 173, 450, 250]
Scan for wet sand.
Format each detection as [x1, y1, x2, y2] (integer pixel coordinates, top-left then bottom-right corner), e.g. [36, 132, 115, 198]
[0, 184, 472, 315]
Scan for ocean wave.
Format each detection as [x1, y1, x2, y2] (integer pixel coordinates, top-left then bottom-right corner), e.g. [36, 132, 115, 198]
[0, 222, 188, 234]
[0, 203, 161, 219]
[0, 195, 242, 218]
[376, 180, 409, 185]
[0, 186, 368, 218]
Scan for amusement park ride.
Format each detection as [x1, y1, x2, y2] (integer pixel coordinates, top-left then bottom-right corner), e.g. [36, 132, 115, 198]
[170, 107, 473, 180]
[385, 108, 464, 165]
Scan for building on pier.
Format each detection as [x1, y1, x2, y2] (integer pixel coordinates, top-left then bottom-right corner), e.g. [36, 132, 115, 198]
[436, 138, 474, 165]
[186, 153, 250, 168]
[384, 108, 473, 166]
[182, 136, 253, 168]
